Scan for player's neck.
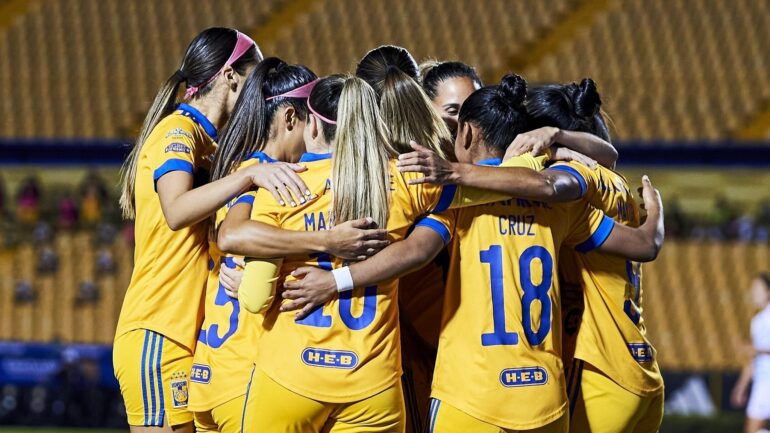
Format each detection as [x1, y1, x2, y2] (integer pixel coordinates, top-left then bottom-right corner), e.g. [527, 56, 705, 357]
[187, 98, 227, 132]
[305, 139, 332, 156]
[262, 139, 304, 164]
[471, 149, 502, 165]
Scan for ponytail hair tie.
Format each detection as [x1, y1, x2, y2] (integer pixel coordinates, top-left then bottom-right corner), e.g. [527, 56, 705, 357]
[174, 69, 188, 81]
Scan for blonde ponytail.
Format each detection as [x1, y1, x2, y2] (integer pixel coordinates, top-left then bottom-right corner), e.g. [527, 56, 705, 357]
[331, 77, 397, 228]
[379, 68, 452, 158]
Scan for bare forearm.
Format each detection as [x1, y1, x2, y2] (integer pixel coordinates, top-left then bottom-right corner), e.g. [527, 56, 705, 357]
[350, 229, 443, 287]
[451, 164, 581, 203]
[640, 207, 665, 261]
[218, 220, 328, 258]
[602, 209, 664, 262]
[161, 171, 251, 230]
[555, 130, 618, 169]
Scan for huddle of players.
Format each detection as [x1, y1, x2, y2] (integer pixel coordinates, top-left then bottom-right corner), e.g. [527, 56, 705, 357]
[113, 27, 665, 433]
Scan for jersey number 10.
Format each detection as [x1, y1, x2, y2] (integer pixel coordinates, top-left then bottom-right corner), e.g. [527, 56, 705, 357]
[295, 253, 377, 330]
[480, 245, 553, 347]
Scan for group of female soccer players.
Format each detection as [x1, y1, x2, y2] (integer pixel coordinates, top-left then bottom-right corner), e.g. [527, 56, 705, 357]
[114, 27, 666, 433]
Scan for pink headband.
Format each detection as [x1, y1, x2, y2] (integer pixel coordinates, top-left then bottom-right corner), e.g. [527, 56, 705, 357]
[184, 31, 256, 99]
[266, 78, 319, 100]
[307, 99, 337, 125]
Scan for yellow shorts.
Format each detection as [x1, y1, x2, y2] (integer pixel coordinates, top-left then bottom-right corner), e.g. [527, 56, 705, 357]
[241, 367, 405, 433]
[113, 329, 194, 427]
[194, 395, 245, 433]
[569, 360, 664, 433]
[427, 398, 568, 433]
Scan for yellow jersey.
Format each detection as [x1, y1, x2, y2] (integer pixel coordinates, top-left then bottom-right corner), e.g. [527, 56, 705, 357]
[116, 103, 218, 351]
[188, 152, 276, 412]
[248, 153, 545, 403]
[398, 255, 447, 350]
[550, 161, 663, 396]
[427, 157, 615, 430]
[397, 154, 549, 350]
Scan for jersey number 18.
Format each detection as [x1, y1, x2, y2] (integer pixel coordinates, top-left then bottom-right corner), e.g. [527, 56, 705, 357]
[480, 245, 553, 347]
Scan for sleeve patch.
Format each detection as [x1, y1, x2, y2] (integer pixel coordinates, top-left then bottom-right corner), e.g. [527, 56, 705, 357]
[164, 142, 192, 154]
[164, 128, 194, 140]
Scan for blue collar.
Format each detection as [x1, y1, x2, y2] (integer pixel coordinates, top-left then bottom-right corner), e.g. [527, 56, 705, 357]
[299, 152, 332, 162]
[248, 151, 277, 163]
[476, 157, 502, 166]
[177, 103, 218, 140]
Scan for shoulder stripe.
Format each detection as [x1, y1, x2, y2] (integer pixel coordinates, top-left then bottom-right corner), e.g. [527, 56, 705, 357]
[153, 159, 194, 191]
[432, 184, 457, 213]
[575, 214, 615, 253]
[549, 165, 587, 198]
[415, 217, 451, 245]
[232, 194, 256, 208]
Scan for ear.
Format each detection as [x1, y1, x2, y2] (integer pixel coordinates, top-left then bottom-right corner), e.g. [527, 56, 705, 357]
[284, 106, 297, 131]
[309, 115, 320, 140]
[459, 121, 474, 150]
[222, 65, 238, 90]
[468, 123, 484, 149]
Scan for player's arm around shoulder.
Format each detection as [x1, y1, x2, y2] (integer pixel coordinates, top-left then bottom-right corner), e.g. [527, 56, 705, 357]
[596, 175, 664, 262]
[281, 215, 452, 319]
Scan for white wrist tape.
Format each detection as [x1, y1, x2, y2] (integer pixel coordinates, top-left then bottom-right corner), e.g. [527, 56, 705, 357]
[332, 266, 355, 293]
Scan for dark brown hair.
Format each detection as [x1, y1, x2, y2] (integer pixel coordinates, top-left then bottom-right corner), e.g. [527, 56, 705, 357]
[119, 27, 261, 219]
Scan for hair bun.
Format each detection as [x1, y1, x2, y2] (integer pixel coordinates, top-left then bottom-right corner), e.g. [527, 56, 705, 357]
[499, 74, 527, 108]
[574, 78, 601, 118]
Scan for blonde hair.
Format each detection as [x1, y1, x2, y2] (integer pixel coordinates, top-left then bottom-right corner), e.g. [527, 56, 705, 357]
[331, 76, 398, 227]
[379, 68, 453, 158]
[356, 46, 452, 158]
[418, 59, 441, 83]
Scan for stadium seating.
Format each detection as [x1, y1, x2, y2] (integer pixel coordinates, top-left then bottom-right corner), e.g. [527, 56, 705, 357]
[3, 0, 767, 140]
[0, 0, 768, 374]
[0, 230, 765, 370]
[643, 241, 768, 370]
[0, 230, 131, 345]
[260, 0, 574, 81]
[522, 0, 770, 140]
[0, 0, 286, 138]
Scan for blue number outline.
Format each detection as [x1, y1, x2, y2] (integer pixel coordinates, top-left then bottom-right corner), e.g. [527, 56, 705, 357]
[479, 245, 554, 347]
[623, 261, 641, 325]
[199, 256, 241, 348]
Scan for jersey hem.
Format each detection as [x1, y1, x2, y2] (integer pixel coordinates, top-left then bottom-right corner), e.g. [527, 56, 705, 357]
[430, 390, 567, 430]
[261, 367, 401, 403]
[115, 323, 196, 353]
[574, 356, 664, 397]
[188, 390, 246, 413]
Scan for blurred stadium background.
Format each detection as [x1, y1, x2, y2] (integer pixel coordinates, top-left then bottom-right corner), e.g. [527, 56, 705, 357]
[0, 0, 768, 431]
